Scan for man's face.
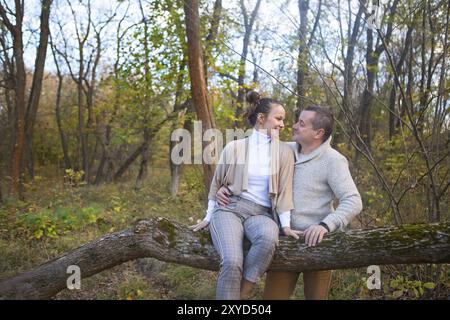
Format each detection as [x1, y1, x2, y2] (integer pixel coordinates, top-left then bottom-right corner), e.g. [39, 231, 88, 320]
[292, 110, 321, 144]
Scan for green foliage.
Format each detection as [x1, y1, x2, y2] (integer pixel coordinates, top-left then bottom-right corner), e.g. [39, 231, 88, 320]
[15, 204, 105, 241]
[117, 275, 154, 300]
[64, 169, 86, 187]
[387, 275, 436, 299]
[161, 265, 215, 299]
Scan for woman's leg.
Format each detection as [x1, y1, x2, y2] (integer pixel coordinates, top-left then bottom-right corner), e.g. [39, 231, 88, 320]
[242, 215, 279, 294]
[303, 270, 332, 300]
[263, 271, 300, 299]
[209, 210, 245, 300]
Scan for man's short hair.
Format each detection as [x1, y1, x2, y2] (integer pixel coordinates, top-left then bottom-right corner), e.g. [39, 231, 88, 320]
[304, 105, 334, 142]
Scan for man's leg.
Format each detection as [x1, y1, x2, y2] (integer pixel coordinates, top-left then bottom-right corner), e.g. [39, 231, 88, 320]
[242, 214, 279, 297]
[209, 210, 244, 300]
[303, 270, 332, 300]
[263, 271, 300, 299]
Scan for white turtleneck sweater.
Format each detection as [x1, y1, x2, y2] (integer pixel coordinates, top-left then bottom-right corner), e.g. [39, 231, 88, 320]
[204, 130, 291, 227]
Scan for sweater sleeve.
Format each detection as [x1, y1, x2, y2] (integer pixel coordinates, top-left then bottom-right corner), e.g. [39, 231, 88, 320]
[207, 142, 232, 201]
[321, 155, 363, 232]
[204, 199, 217, 222]
[275, 146, 295, 214]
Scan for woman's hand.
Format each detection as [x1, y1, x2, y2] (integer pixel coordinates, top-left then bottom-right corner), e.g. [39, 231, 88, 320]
[189, 219, 210, 232]
[216, 186, 232, 206]
[282, 226, 303, 239]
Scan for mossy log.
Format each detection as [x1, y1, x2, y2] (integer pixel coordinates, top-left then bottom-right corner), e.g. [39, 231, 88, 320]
[0, 217, 449, 299]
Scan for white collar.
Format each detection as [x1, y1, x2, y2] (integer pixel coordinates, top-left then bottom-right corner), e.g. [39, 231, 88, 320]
[250, 129, 271, 144]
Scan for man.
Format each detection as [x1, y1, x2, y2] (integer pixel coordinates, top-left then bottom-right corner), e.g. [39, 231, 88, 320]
[217, 105, 363, 299]
[264, 105, 363, 299]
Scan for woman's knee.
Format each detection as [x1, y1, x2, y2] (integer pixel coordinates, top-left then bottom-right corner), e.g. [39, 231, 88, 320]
[256, 227, 279, 248]
[221, 256, 243, 272]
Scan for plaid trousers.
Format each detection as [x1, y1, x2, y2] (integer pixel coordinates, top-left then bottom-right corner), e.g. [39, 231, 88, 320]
[209, 195, 279, 300]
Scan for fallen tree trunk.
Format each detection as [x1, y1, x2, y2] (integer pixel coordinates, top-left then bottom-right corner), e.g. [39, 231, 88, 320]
[0, 217, 449, 299]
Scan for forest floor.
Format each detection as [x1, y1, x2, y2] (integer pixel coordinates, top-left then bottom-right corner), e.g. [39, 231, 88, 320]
[0, 166, 448, 300]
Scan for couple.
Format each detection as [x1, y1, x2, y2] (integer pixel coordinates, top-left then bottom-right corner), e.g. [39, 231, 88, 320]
[190, 91, 363, 300]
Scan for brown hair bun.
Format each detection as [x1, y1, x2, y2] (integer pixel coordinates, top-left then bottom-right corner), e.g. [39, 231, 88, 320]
[246, 90, 261, 105]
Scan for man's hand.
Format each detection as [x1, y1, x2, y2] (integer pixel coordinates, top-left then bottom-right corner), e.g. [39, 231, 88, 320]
[216, 186, 232, 206]
[189, 220, 209, 232]
[304, 224, 328, 246]
[282, 226, 303, 239]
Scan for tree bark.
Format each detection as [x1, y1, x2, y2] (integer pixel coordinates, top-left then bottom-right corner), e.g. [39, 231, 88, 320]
[135, 129, 152, 190]
[295, 0, 322, 115]
[0, 175, 2, 204]
[62, 0, 92, 182]
[2, 1, 26, 198]
[169, 66, 189, 197]
[388, 27, 413, 139]
[296, 0, 309, 113]
[24, 0, 53, 180]
[0, 217, 448, 299]
[183, 0, 217, 192]
[204, 0, 222, 86]
[357, 0, 399, 157]
[50, 38, 72, 170]
[335, 0, 364, 145]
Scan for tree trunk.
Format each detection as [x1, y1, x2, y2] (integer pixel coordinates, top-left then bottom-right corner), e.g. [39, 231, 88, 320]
[0, 217, 449, 299]
[114, 118, 173, 181]
[77, 50, 89, 181]
[296, 0, 309, 113]
[235, 0, 262, 120]
[183, 0, 217, 192]
[335, 0, 364, 145]
[388, 27, 413, 139]
[55, 74, 72, 170]
[357, 0, 399, 158]
[357, 26, 376, 153]
[135, 129, 152, 190]
[204, 0, 223, 87]
[169, 66, 189, 197]
[114, 142, 146, 181]
[0, 175, 3, 204]
[66, 0, 92, 183]
[9, 5, 26, 198]
[24, 0, 53, 181]
[51, 40, 72, 170]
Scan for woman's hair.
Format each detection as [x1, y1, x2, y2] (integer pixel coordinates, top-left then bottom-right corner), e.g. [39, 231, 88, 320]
[245, 91, 283, 127]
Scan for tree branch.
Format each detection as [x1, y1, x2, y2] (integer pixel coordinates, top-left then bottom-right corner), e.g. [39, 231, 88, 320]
[0, 217, 449, 299]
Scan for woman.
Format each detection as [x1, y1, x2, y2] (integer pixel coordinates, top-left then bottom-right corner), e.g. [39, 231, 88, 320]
[191, 91, 300, 300]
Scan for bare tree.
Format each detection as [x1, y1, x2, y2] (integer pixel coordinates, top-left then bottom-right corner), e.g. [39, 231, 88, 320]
[49, 35, 72, 170]
[295, 0, 322, 113]
[357, 0, 399, 152]
[235, 0, 262, 118]
[204, 0, 223, 86]
[387, 26, 413, 139]
[0, 0, 53, 198]
[53, 0, 117, 183]
[24, 0, 53, 179]
[94, 2, 134, 185]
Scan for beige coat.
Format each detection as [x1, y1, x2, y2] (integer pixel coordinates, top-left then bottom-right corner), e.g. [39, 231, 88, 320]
[208, 137, 295, 224]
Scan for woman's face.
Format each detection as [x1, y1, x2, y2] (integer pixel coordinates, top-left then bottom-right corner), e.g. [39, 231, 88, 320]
[257, 104, 285, 138]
